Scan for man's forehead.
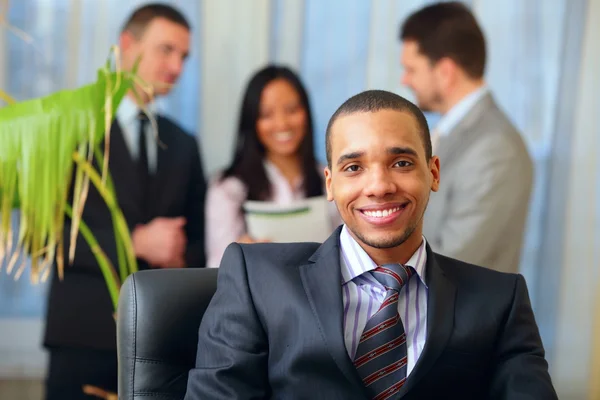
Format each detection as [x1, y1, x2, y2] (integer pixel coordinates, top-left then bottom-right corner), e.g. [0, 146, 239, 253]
[141, 18, 189, 38]
[332, 110, 418, 135]
[330, 110, 422, 153]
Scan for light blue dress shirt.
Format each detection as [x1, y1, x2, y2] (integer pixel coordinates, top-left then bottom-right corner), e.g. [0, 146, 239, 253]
[115, 96, 158, 173]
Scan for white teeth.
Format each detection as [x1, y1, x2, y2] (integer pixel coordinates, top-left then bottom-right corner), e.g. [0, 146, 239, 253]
[363, 207, 401, 218]
[274, 131, 293, 141]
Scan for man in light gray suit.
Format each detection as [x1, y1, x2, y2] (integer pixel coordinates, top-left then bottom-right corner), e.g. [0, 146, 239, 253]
[399, 2, 533, 273]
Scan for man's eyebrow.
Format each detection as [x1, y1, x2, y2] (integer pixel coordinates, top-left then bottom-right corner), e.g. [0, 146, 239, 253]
[387, 147, 418, 157]
[335, 147, 418, 166]
[336, 151, 364, 166]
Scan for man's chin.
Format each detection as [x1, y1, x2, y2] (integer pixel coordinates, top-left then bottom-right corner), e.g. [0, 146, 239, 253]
[417, 102, 433, 112]
[153, 87, 172, 96]
[363, 237, 406, 249]
[353, 231, 408, 250]
[151, 80, 176, 94]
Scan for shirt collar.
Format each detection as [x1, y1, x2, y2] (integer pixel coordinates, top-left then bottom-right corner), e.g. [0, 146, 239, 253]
[339, 225, 428, 288]
[116, 95, 158, 125]
[435, 85, 488, 137]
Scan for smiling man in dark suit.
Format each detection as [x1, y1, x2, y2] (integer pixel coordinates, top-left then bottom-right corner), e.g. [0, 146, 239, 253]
[185, 90, 556, 399]
[43, 4, 206, 399]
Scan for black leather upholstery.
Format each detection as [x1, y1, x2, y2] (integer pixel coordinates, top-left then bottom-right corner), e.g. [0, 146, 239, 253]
[117, 268, 218, 399]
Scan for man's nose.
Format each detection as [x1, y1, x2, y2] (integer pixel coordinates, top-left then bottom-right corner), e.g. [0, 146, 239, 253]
[169, 55, 184, 77]
[363, 168, 397, 198]
[401, 72, 409, 87]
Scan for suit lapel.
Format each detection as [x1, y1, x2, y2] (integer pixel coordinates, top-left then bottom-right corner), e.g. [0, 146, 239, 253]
[300, 233, 457, 397]
[149, 116, 174, 216]
[299, 227, 367, 396]
[107, 121, 144, 221]
[398, 245, 456, 397]
[436, 92, 496, 167]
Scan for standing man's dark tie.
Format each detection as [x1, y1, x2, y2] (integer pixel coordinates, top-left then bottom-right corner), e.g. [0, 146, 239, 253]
[137, 112, 151, 220]
[354, 264, 414, 400]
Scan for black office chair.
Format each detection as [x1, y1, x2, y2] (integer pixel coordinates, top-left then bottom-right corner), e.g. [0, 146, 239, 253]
[117, 268, 218, 399]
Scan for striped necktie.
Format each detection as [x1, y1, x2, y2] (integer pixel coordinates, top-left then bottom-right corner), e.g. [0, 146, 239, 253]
[354, 264, 414, 400]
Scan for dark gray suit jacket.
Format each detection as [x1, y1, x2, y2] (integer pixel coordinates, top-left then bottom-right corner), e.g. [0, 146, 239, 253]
[185, 227, 556, 399]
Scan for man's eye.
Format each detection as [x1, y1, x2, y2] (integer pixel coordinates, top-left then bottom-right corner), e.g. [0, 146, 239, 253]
[344, 165, 361, 172]
[159, 45, 173, 54]
[394, 161, 412, 168]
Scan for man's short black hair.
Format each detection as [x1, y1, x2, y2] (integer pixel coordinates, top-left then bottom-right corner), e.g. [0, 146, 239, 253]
[325, 90, 431, 167]
[121, 3, 190, 38]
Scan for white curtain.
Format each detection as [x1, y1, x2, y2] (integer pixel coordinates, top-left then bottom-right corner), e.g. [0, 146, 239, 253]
[0, 1, 598, 397]
[546, 0, 600, 397]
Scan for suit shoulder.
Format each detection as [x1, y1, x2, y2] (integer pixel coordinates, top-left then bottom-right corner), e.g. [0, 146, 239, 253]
[235, 241, 322, 267]
[464, 116, 532, 170]
[159, 116, 198, 144]
[476, 107, 529, 151]
[159, 115, 187, 134]
[434, 252, 519, 289]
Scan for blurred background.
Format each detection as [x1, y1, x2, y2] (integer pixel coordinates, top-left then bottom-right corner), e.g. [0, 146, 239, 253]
[0, 0, 598, 399]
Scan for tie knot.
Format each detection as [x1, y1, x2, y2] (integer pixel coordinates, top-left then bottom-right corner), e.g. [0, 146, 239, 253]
[372, 264, 414, 292]
[138, 111, 149, 124]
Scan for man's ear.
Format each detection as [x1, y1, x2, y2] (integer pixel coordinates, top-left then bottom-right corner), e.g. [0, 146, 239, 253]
[430, 156, 441, 192]
[324, 167, 334, 202]
[119, 31, 136, 52]
[434, 57, 457, 91]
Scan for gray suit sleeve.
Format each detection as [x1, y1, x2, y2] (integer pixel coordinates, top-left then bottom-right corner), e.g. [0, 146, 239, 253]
[185, 243, 270, 399]
[489, 274, 557, 399]
[436, 134, 532, 268]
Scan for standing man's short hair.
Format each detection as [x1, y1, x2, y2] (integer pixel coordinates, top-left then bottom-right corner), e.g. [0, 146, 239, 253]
[400, 2, 486, 78]
[121, 3, 191, 37]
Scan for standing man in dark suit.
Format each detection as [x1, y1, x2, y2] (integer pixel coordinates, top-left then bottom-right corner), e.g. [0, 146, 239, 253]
[185, 90, 556, 399]
[44, 4, 206, 399]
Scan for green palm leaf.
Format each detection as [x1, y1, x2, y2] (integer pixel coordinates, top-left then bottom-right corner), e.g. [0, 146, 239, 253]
[0, 52, 141, 308]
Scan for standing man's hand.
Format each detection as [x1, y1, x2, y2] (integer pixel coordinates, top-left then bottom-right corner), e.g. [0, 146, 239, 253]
[132, 217, 188, 268]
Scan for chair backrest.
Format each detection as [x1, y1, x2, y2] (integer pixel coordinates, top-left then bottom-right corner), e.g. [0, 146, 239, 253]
[117, 268, 218, 399]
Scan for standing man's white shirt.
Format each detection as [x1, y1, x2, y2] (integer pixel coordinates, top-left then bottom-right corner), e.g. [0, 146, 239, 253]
[116, 96, 159, 173]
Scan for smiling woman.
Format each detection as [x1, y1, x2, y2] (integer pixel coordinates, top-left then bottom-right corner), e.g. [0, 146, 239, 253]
[204, 65, 341, 268]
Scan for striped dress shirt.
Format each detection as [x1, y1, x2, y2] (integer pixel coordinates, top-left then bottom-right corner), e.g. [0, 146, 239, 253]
[339, 225, 428, 376]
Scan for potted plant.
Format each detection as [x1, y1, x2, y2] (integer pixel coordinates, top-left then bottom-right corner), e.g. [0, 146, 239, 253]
[0, 49, 147, 310]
